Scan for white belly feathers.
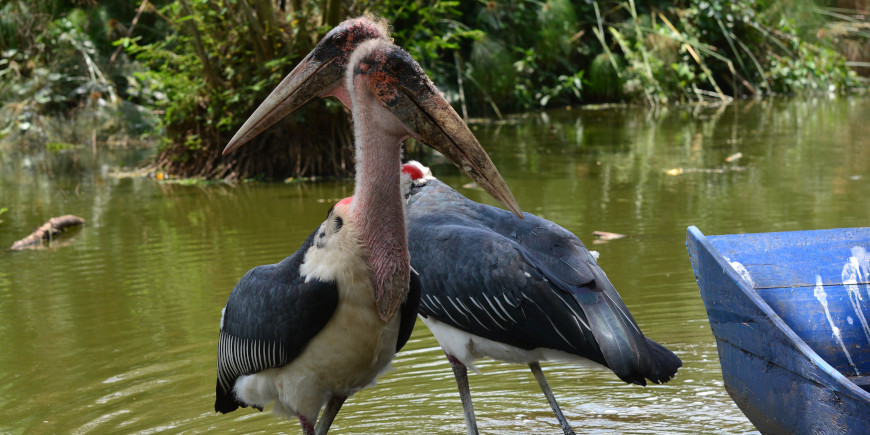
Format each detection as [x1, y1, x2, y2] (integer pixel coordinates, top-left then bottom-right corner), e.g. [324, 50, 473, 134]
[234, 216, 401, 420]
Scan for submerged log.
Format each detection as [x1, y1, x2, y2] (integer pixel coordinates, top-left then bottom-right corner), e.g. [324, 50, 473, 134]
[10, 215, 86, 250]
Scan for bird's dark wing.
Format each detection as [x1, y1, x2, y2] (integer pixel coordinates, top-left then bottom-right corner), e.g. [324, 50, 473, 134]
[396, 270, 421, 352]
[411, 222, 605, 362]
[505, 215, 680, 384]
[409, 180, 681, 384]
[215, 230, 339, 413]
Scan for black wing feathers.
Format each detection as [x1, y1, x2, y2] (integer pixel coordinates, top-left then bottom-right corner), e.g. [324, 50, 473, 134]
[411, 224, 605, 364]
[396, 270, 422, 352]
[408, 180, 681, 384]
[215, 230, 339, 413]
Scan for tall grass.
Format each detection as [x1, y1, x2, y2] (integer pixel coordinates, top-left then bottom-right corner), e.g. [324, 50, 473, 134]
[589, 0, 862, 104]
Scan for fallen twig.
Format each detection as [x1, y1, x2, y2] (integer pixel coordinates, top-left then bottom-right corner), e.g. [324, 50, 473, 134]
[10, 215, 86, 250]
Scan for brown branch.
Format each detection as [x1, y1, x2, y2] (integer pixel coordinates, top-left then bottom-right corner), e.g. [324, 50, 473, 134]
[107, 0, 150, 73]
[252, 0, 279, 39]
[324, 0, 343, 28]
[10, 215, 86, 250]
[179, 0, 228, 90]
[238, 0, 270, 63]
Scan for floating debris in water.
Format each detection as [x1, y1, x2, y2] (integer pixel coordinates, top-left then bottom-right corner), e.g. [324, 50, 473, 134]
[10, 215, 86, 250]
[725, 152, 743, 162]
[666, 166, 746, 176]
[593, 231, 626, 244]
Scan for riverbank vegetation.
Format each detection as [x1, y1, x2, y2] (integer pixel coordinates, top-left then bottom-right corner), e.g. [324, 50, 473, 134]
[2, 0, 868, 179]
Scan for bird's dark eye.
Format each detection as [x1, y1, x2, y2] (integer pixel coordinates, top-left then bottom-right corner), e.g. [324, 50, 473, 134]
[388, 60, 401, 74]
[334, 217, 343, 232]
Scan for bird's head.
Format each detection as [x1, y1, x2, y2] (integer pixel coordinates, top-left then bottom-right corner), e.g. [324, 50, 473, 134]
[223, 16, 388, 155]
[348, 39, 521, 218]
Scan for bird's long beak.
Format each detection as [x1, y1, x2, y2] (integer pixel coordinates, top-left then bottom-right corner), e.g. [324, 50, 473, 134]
[222, 52, 342, 155]
[388, 85, 522, 218]
[222, 17, 390, 155]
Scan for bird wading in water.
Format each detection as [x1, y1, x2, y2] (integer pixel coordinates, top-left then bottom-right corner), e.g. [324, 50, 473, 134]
[400, 161, 682, 435]
[214, 28, 520, 435]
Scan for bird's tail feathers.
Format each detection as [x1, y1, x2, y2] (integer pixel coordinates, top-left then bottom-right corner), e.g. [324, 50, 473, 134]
[641, 337, 682, 384]
[215, 385, 241, 414]
[215, 382, 263, 414]
[576, 287, 681, 387]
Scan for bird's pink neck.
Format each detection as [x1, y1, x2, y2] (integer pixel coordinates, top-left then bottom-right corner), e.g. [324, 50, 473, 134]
[353, 128, 404, 234]
[351, 95, 410, 322]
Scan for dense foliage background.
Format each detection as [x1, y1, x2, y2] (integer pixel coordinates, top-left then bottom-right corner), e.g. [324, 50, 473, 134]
[1, 0, 868, 179]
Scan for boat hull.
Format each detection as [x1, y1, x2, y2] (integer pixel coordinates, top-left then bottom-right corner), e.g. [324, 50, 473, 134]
[686, 226, 870, 434]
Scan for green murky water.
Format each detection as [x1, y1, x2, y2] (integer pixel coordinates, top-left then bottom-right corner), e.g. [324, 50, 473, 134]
[1, 98, 868, 434]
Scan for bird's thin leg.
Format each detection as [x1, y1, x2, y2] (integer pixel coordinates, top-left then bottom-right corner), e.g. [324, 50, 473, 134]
[447, 354, 479, 435]
[529, 362, 575, 435]
[314, 395, 346, 435]
[297, 413, 315, 435]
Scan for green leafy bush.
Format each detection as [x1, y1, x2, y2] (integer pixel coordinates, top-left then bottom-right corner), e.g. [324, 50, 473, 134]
[1, 0, 865, 179]
[0, 1, 161, 144]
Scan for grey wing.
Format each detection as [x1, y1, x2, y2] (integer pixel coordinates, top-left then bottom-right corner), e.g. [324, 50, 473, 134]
[411, 223, 604, 359]
[511, 218, 679, 384]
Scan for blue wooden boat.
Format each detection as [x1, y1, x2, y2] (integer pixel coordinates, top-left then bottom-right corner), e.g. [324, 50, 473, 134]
[686, 226, 870, 434]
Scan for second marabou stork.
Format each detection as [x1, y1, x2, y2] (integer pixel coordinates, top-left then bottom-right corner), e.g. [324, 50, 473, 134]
[401, 162, 682, 435]
[214, 33, 520, 435]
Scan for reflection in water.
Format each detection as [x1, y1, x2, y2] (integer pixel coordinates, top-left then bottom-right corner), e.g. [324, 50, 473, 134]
[1, 98, 869, 433]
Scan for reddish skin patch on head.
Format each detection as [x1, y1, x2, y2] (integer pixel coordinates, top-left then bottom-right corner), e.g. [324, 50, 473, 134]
[336, 197, 353, 208]
[401, 164, 424, 181]
[357, 50, 400, 102]
[370, 69, 399, 101]
[339, 21, 376, 57]
[333, 17, 384, 54]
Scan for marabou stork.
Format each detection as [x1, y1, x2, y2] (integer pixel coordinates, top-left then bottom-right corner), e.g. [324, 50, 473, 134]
[214, 34, 521, 435]
[401, 161, 682, 435]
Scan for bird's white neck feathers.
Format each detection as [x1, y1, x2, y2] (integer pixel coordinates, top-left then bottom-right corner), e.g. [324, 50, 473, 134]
[300, 204, 367, 286]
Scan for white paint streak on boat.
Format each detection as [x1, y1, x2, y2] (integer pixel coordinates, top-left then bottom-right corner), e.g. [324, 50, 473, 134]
[851, 246, 870, 306]
[725, 257, 755, 287]
[843, 248, 870, 345]
[814, 274, 860, 376]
